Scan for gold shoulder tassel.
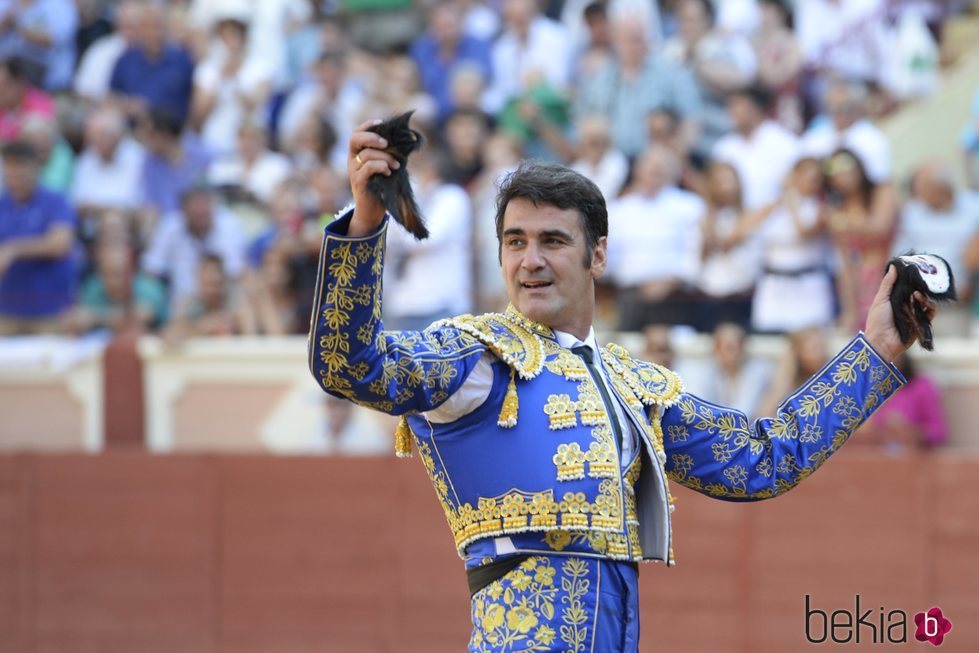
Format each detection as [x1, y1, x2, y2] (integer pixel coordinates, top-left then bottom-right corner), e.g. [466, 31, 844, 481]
[395, 415, 413, 458]
[497, 368, 518, 428]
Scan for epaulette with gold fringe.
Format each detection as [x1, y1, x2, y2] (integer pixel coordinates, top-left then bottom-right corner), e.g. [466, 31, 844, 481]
[434, 306, 552, 428]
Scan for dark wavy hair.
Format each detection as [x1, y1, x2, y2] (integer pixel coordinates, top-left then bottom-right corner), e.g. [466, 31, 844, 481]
[494, 162, 608, 267]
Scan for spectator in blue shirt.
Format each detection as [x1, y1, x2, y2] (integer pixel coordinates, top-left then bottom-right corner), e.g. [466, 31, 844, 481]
[409, 3, 492, 123]
[109, 2, 193, 124]
[0, 140, 76, 334]
[140, 108, 212, 217]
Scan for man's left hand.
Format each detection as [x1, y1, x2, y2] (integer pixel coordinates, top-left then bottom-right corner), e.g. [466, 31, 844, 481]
[864, 264, 938, 362]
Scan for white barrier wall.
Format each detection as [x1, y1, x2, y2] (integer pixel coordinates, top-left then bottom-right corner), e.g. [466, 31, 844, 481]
[0, 336, 106, 451]
[138, 334, 979, 453]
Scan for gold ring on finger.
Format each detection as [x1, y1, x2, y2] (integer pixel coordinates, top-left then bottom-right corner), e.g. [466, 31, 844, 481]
[355, 153, 364, 166]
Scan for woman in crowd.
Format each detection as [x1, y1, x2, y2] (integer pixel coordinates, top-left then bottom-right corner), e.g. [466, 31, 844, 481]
[751, 156, 834, 333]
[697, 160, 762, 330]
[824, 148, 898, 332]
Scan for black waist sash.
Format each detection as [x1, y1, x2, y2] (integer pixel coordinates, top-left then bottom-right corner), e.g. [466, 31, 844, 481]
[466, 554, 531, 597]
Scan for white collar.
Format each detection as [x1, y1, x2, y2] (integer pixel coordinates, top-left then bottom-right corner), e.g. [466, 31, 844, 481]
[553, 327, 599, 357]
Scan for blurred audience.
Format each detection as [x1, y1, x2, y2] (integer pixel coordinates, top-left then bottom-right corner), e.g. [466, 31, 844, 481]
[0, 0, 78, 90]
[141, 185, 245, 312]
[207, 122, 292, 207]
[140, 108, 212, 217]
[485, 0, 572, 114]
[663, 0, 757, 161]
[163, 253, 253, 339]
[74, 0, 140, 103]
[801, 78, 892, 183]
[410, 2, 492, 122]
[576, 12, 701, 159]
[751, 0, 803, 133]
[71, 104, 145, 218]
[0, 0, 972, 455]
[190, 12, 273, 157]
[694, 322, 771, 418]
[570, 113, 628, 201]
[64, 241, 166, 334]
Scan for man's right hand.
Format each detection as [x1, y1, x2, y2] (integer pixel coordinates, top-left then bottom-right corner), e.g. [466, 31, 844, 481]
[347, 120, 400, 237]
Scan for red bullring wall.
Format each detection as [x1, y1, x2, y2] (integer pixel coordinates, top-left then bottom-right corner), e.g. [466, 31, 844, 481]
[0, 450, 976, 653]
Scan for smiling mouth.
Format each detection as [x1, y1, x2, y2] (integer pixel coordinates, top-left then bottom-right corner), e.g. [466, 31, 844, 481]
[521, 281, 553, 290]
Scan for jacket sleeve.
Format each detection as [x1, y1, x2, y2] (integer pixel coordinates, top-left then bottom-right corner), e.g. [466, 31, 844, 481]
[660, 334, 906, 500]
[307, 209, 486, 415]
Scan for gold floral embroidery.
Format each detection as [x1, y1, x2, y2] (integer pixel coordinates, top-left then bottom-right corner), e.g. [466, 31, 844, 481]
[470, 557, 561, 652]
[559, 558, 590, 652]
[309, 230, 484, 421]
[601, 344, 684, 408]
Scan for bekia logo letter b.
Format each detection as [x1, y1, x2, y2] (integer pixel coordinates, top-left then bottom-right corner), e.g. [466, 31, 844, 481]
[914, 607, 952, 647]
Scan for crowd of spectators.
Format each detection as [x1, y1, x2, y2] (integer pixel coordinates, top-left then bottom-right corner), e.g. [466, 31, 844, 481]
[0, 0, 975, 451]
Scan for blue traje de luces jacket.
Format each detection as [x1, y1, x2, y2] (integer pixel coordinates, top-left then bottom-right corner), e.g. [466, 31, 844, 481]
[308, 210, 906, 566]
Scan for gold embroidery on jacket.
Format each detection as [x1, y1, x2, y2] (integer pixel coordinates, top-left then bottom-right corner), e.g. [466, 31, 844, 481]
[665, 339, 902, 499]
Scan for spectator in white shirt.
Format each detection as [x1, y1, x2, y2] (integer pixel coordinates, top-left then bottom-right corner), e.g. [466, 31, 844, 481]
[190, 13, 273, 157]
[713, 85, 800, 210]
[605, 145, 705, 330]
[207, 122, 292, 206]
[71, 104, 145, 216]
[484, 0, 573, 113]
[570, 114, 629, 202]
[74, 0, 140, 103]
[383, 147, 474, 331]
[141, 185, 247, 311]
[801, 77, 892, 183]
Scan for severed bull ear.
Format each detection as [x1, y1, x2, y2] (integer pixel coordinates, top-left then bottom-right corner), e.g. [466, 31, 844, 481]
[365, 111, 428, 239]
[887, 253, 957, 351]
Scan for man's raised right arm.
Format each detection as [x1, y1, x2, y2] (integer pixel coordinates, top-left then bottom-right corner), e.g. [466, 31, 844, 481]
[306, 121, 487, 415]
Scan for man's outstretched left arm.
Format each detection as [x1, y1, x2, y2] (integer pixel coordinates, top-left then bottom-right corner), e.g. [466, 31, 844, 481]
[661, 333, 904, 500]
[661, 264, 937, 500]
